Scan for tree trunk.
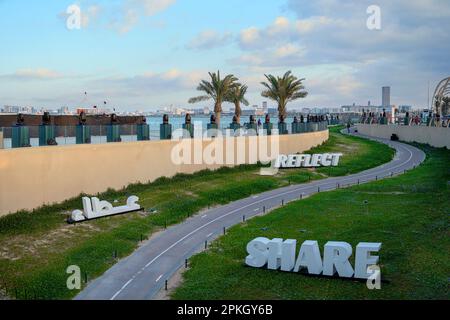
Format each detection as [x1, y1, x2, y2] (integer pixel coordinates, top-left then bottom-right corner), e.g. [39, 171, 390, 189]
[214, 102, 222, 127]
[235, 101, 241, 124]
[278, 103, 286, 123]
[215, 112, 221, 128]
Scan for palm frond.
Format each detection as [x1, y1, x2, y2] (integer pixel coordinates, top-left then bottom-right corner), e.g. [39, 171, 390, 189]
[188, 96, 211, 104]
[260, 71, 308, 118]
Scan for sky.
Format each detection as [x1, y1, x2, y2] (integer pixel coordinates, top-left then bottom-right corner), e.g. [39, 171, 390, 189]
[0, 0, 449, 111]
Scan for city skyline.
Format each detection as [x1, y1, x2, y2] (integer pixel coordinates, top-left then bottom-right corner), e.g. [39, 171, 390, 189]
[1, 0, 449, 110]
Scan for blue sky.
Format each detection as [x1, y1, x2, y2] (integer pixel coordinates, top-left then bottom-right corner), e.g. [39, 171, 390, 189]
[0, 0, 449, 111]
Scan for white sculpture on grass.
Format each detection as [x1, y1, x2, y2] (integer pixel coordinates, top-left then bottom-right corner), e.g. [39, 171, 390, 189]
[69, 196, 141, 223]
[274, 153, 343, 169]
[245, 237, 382, 280]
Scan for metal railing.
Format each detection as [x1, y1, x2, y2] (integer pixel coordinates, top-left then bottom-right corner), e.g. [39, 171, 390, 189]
[0, 121, 329, 149]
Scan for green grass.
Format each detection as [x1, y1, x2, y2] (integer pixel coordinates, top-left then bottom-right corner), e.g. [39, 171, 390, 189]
[0, 127, 394, 300]
[172, 144, 450, 300]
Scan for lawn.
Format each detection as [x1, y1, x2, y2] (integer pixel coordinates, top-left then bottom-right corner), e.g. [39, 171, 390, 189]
[0, 127, 394, 299]
[171, 144, 449, 300]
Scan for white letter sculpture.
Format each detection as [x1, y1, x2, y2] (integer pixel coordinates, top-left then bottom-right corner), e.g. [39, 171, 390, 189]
[245, 237, 270, 268]
[323, 241, 354, 278]
[355, 242, 382, 279]
[274, 153, 343, 169]
[245, 238, 382, 280]
[69, 196, 141, 223]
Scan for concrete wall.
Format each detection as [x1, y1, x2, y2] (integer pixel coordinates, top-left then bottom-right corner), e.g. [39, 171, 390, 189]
[0, 130, 328, 216]
[356, 124, 450, 149]
[0, 130, 3, 149]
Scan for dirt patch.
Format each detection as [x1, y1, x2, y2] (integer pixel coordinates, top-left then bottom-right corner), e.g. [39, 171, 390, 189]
[0, 223, 103, 261]
[183, 191, 199, 198]
[336, 143, 359, 153]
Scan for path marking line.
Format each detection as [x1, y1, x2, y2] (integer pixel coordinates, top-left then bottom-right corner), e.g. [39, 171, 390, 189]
[108, 137, 420, 300]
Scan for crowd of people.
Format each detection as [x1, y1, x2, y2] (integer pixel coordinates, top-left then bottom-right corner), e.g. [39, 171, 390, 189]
[360, 110, 450, 127]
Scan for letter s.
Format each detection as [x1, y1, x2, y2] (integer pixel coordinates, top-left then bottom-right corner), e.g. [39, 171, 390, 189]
[245, 237, 270, 268]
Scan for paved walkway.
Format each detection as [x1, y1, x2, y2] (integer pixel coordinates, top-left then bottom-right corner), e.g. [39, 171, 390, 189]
[76, 130, 426, 300]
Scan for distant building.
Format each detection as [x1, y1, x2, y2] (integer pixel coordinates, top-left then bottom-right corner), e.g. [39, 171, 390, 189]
[2, 105, 35, 114]
[58, 106, 71, 114]
[268, 108, 278, 115]
[76, 107, 112, 115]
[330, 108, 341, 114]
[382, 86, 391, 108]
[342, 105, 384, 114]
[190, 108, 205, 115]
[2, 106, 20, 113]
[241, 109, 256, 117]
[301, 108, 311, 114]
[399, 105, 412, 113]
[262, 101, 268, 113]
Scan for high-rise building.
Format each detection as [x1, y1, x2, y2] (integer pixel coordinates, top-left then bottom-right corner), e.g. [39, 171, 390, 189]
[261, 101, 268, 114]
[382, 87, 391, 108]
[58, 106, 70, 114]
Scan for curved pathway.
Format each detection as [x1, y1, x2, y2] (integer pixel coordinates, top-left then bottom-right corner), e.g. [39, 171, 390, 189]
[76, 130, 426, 300]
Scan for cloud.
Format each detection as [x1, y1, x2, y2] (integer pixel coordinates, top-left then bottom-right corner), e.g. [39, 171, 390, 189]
[61, 0, 176, 34]
[238, 16, 340, 51]
[230, 44, 306, 68]
[237, 2, 450, 68]
[7, 0, 450, 110]
[134, 0, 176, 16]
[274, 43, 305, 59]
[75, 68, 209, 108]
[93, 69, 204, 96]
[115, 8, 139, 34]
[232, 0, 450, 107]
[239, 27, 263, 50]
[187, 30, 232, 50]
[115, 0, 176, 33]
[58, 4, 101, 29]
[294, 16, 336, 34]
[81, 5, 101, 28]
[0, 68, 63, 81]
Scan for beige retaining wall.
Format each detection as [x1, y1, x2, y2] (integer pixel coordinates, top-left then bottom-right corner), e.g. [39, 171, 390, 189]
[356, 124, 450, 149]
[0, 130, 328, 216]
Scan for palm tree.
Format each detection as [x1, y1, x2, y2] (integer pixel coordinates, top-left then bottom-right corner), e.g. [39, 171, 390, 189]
[188, 71, 238, 126]
[261, 71, 308, 122]
[225, 84, 249, 124]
